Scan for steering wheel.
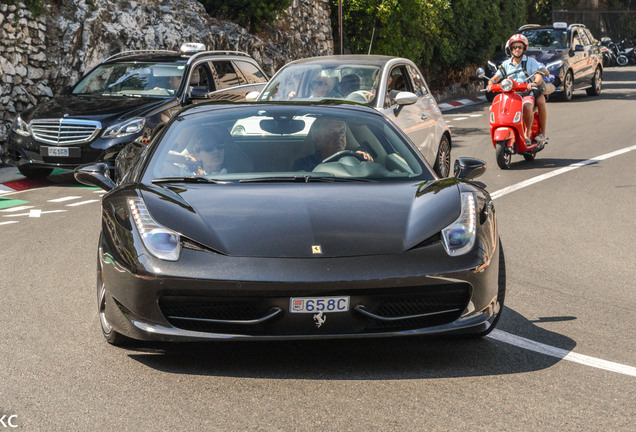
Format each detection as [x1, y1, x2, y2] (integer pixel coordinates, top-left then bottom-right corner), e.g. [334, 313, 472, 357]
[321, 150, 366, 164]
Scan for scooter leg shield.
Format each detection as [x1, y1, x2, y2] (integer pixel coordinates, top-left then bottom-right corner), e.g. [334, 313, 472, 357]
[492, 128, 515, 146]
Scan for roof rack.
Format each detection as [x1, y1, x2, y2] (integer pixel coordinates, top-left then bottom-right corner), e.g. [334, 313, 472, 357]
[187, 50, 251, 64]
[518, 24, 541, 31]
[568, 23, 587, 29]
[104, 49, 179, 63]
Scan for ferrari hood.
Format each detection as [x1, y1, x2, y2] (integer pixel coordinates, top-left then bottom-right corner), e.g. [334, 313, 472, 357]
[142, 180, 461, 258]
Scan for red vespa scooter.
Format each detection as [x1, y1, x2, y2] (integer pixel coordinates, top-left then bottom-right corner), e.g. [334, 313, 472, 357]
[480, 71, 545, 169]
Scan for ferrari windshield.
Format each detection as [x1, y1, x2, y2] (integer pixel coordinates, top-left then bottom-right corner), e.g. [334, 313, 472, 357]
[144, 104, 433, 183]
[72, 62, 186, 98]
[259, 63, 382, 106]
[521, 29, 569, 50]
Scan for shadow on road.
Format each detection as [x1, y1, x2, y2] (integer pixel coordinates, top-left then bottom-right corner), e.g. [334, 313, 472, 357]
[125, 307, 577, 379]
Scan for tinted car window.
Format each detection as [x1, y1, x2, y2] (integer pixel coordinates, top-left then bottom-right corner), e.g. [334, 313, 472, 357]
[145, 105, 431, 182]
[521, 29, 569, 49]
[73, 62, 185, 97]
[407, 65, 428, 97]
[190, 64, 213, 91]
[234, 60, 267, 83]
[213, 61, 241, 88]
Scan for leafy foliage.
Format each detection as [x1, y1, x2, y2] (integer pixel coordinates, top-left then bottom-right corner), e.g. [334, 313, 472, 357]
[331, 0, 527, 76]
[198, 0, 291, 32]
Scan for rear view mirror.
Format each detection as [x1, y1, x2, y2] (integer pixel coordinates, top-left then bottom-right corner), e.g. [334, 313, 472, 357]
[75, 162, 116, 191]
[454, 157, 486, 181]
[259, 119, 305, 135]
[245, 91, 260, 101]
[188, 87, 211, 100]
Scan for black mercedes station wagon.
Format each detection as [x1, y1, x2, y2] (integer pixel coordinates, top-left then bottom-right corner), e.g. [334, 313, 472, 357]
[7, 43, 269, 179]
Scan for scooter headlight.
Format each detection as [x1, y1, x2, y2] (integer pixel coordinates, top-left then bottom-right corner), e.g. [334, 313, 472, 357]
[441, 193, 477, 257]
[500, 79, 513, 92]
[129, 197, 181, 261]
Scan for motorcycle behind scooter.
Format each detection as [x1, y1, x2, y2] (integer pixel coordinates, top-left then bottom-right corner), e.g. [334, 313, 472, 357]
[477, 68, 548, 169]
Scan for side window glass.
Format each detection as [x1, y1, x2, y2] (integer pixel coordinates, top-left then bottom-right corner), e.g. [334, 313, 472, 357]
[385, 66, 410, 107]
[213, 61, 241, 89]
[572, 31, 582, 48]
[578, 29, 590, 46]
[234, 60, 267, 83]
[407, 65, 428, 97]
[189, 64, 212, 91]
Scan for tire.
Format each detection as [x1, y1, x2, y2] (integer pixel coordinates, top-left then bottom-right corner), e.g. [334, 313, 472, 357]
[18, 165, 53, 179]
[460, 239, 506, 338]
[433, 135, 451, 178]
[97, 252, 131, 346]
[522, 151, 536, 161]
[586, 67, 602, 96]
[616, 55, 629, 66]
[559, 71, 574, 101]
[495, 141, 511, 169]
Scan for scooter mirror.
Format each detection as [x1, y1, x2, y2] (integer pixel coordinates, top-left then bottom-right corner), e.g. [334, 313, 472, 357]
[476, 68, 485, 78]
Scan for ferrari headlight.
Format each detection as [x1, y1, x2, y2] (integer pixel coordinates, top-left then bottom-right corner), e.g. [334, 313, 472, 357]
[12, 115, 30, 137]
[103, 117, 145, 138]
[128, 197, 181, 261]
[441, 192, 477, 256]
[500, 79, 513, 92]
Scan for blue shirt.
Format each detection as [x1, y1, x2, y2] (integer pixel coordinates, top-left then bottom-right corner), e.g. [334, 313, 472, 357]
[494, 55, 543, 82]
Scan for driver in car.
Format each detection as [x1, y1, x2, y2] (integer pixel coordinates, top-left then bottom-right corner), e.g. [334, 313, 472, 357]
[293, 118, 373, 171]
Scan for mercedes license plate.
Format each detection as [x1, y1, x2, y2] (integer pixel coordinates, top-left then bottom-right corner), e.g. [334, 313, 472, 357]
[290, 296, 349, 313]
[48, 147, 69, 157]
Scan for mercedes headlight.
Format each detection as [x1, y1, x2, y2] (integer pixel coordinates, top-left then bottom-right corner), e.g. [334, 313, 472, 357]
[12, 115, 30, 137]
[441, 193, 477, 257]
[546, 60, 564, 72]
[102, 117, 145, 138]
[500, 79, 513, 92]
[129, 197, 181, 261]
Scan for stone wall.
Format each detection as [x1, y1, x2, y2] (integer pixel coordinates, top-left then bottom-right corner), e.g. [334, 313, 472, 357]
[0, 0, 334, 159]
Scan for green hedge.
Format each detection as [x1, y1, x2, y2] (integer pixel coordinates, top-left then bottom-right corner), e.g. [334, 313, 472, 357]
[331, 0, 527, 82]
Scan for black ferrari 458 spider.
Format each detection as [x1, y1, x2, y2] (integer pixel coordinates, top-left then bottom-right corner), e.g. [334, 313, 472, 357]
[75, 101, 505, 345]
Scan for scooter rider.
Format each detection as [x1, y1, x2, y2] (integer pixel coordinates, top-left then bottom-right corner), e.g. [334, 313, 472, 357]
[487, 34, 548, 147]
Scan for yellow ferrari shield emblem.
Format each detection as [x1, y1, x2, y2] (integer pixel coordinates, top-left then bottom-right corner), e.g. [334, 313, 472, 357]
[312, 245, 322, 254]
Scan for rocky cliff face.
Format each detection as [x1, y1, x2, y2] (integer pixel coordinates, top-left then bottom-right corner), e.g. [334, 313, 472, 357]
[0, 0, 333, 158]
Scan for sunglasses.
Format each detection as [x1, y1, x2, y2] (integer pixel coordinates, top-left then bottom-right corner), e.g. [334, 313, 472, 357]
[314, 81, 328, 87]
[194, 142, 225, 153]
[511, 45, 524, 50]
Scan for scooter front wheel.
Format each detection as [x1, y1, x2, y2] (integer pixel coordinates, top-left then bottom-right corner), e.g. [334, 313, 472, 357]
[495, 141, 512, 169]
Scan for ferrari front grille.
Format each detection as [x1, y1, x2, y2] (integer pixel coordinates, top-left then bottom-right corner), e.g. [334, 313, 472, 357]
[30, 118, 101, 145]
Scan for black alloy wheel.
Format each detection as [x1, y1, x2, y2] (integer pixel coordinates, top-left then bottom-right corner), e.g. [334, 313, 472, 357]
[96, 246, 131, 346]
[433, 135, 451, 177]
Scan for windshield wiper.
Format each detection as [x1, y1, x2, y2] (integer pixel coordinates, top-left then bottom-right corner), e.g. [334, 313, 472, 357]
[239, 175, 374, 183]
[152, 176, 223, 184]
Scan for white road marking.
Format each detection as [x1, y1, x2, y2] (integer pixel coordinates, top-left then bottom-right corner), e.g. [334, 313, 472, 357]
[29, 209, 41, 218]
[0, 205, 34, 212]
[0, 221, 19, 226]
[93, 190, 106, 194]
[66, 199, 99, 207]
[4, 210, 67, 217]
[488, 329, 636, 377]
[48, 196, 81, 202]
[491, 145, 636, 200]
[453, 117, 468, 121]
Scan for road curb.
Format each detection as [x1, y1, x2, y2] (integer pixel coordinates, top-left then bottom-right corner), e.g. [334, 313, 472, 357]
[438, 95, 487, 112]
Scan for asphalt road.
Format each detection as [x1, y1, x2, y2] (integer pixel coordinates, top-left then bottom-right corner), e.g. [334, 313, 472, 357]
[1, 66, 635, 431]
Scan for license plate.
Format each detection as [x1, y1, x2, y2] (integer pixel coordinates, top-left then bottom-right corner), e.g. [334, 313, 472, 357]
[48, 147, 69, 157]
[290, 296, 350, 313]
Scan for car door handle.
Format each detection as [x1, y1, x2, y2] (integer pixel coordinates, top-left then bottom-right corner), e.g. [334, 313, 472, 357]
[421, 114, 428, 120]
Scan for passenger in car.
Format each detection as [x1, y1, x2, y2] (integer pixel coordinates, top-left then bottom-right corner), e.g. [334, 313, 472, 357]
[183, 126, 231, 175]
[309, 77, 333, 99]
[293, 118, 373, 171]
[331, 74, 361, 98]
